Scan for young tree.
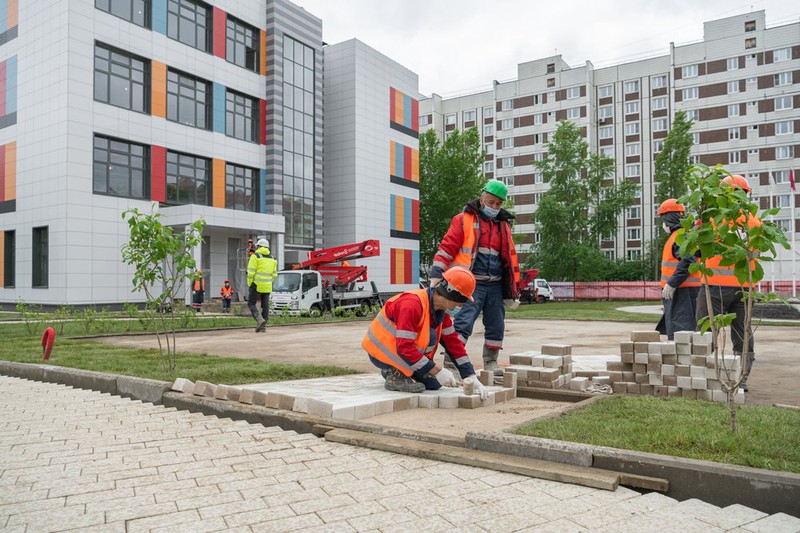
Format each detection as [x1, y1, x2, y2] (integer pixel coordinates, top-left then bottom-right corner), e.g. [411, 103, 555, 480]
[654, 110, 694, 203]
[419, 127, 486, 276]
[121, 206, 206, 371]
[532, 120, 639, 280]
[678, 164, 789, 430]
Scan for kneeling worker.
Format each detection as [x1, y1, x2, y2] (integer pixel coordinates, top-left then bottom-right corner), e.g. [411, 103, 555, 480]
[362, 266, 488, 399]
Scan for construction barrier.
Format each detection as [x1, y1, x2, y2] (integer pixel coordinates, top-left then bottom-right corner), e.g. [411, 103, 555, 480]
[549, 281, 799, 301]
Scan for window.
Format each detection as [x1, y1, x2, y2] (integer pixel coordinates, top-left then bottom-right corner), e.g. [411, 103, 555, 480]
[464, 110, 476, 122]
[484, 124, 494, 136]
[723, 128, 741, 142]
[727, 80, 739, 94]
[167, 69, 211, 129]
[775, 72, 792, 87]
[167, 0, 211, 52]
[774, 47, 791, 62]
[546, 63, 555, 74]
[225, 89, 258, 142]
[627, 228, 641, 240]
[533, 94, 542, 105]
[776, 146, 794, 160]
[598, 85, 613, 98]
[745, 38, 756, 49]
[625, 143, 640, 156]
[729, 151, 740, 164]
[682, 64, 698, 78]
[748, 149, 758, 158]
[776, 195, 791, 208]
[501, 118, 514, 130]
[501, 100, 513, 111]
[3, 230, 14, 287]
[652, 75, 668, 89]
[533, 152, 544, 162]
[599, 125, 613, 139]
[692, 132, 699, 144]
[566, 87, 580, 99]
[627, 206, 641, 219]
[604, 250, 615, 260]
[627, 250, 642, 260]
[534, 192, 543, 203]
[774, 170, 791, 184]
[166, 151, 210, 205]
[685, 109, 699, 121]
[226, 15, 259, 71]
[534, 113, 543, 125]
[95, 0, 150, 28]
[745, 20, 756, 32]
[624, 101, 640, 115]
[776, 219, 792, 232]
[625, 122, 640, 136]
[625, 164, 640, 177]
[547, 78, 555, 88]
[502, 157, 514, 168]
[598, 105, 613, 119]
[445, 114, 456, 126]
[683, 87, 698, 100]
[535, 173, 543, 184]
[484, 142, 495, 155]
[776, 120, 794, 135]
[652, 96, 667, 110]
[93, 135, 149, 199]
[624, 80, 639, 93]
[93, 43, 149, 113]
[419, 115, 430, 127]
[32, 227, 48, 289]
[690, 155, 699, 164]
[775, 96, 793, 111]
[501, 138, 513, 149]
[727, 57, 739, 71]
[653, 118, 668, 131]
[566, 107, 580, 119]
[483, 106, 494, 118]
[728, 104, 741, 117]
[653, 140, 664, 153]
[225, 163, 257, 212]
[484, 161, 494, 173]
[600, 146, 614, 157]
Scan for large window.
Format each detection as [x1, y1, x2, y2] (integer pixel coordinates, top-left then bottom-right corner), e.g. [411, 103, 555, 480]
[167, 0, 211, 52]
[225, 163, 257, 212]
[93, 135, 149, 199]
[94, 43, 150, 113]
[282, 36, 316, 246]
[167, 69, 211, 129]
[226, 89, 258, 142]
[226, 15, 259, 71]
[96, 0, 149, 27]
[32, 227, 48, 289]
[166, 151, 210, 205]
[598, 85, 612, 97]
[3, 230, 14, 288]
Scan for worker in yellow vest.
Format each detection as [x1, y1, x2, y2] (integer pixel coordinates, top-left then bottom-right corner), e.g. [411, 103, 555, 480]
[247, 238, 278, 332]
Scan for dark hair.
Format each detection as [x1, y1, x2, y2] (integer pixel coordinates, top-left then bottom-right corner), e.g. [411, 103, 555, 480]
[435, 279, 469, 303]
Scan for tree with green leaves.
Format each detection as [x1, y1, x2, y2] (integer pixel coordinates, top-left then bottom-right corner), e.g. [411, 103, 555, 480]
[655, 110, 694, 204]
[531, 120, 639, 280]
[419, 127, 486, 276]
[121, 206, 206, 371]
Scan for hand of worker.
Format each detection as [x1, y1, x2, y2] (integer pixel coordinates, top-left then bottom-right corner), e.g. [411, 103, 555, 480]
[662, 284, 676, 300]
[435, 366, 458, 387]
[464, 375, 489, 400]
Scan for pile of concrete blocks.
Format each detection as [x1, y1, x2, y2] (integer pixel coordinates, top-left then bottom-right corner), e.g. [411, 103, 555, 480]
[503, 344, 574, 389]
[608, 330, 745, 403]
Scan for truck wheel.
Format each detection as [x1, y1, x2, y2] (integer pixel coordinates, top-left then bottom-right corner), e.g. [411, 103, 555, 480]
[356, 300, 371, 317]
[309, 304, 323, 317]
[537, 295, 546, 304]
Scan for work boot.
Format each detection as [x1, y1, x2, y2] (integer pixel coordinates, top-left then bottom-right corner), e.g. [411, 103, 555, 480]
[255, 316, 266, 332]
[740, 352, 755, 392]
[483, 347, 503, 377]
[383, 367, 425, 393]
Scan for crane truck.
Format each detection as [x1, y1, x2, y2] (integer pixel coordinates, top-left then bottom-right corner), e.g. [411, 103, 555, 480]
[518, 269, 554, 303]
[270, 240, 383, 317]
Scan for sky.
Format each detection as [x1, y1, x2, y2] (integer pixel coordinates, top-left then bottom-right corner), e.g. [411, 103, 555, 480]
[290, 0, 799, 98]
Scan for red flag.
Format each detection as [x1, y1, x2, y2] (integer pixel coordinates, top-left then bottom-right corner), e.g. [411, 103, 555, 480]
[791, 168, 797, 191]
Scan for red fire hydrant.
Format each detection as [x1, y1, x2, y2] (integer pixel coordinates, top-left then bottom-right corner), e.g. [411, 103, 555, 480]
[41, 327, 55, 361]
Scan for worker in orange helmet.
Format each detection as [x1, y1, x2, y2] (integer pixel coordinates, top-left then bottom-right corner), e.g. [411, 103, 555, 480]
[362, 266, 489, 399]
[695, 175, 761, 391]
[656, 199, 702, 340]
[220, 279, 234, 314]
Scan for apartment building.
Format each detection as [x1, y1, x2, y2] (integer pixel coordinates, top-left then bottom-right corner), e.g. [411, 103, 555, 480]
[420, 10, 799, 280]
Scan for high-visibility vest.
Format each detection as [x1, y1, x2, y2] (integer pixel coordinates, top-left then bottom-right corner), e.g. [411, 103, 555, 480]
[450, 212, 520, 289]
[221, 285, 233, 299]
[361, 289, 441, 377]
[703, 213, 762, 287]
[660, 230, 701, 288]
[193, 278, 205, 291]
[247, 247, 278, 292]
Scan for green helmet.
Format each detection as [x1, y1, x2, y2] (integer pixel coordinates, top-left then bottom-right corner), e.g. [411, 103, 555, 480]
[482, 179, 508, 201]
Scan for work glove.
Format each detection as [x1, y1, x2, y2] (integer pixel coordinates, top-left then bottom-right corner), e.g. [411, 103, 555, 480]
[662, 284, 676, 300]
[503, 299, 520, 310]
[435, 367, 458, 387]
[463, 375, 489, 400]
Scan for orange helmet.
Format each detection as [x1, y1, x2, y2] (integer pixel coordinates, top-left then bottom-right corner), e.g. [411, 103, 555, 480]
[438, 266, 476, 303]
[722, 175, 751, 193]
[657, 198, 685, 216]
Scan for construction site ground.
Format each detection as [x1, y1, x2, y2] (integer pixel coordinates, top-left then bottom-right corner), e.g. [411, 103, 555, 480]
[99, 307, 800, 439]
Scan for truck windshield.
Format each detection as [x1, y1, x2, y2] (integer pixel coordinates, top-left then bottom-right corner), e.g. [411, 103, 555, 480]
[273, 272, 301, 292]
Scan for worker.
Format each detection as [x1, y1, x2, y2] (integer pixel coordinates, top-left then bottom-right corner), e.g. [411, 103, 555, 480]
[429, 179, 520, 376]
[246, 238, 256, 257]
[695, 175, 761, 391]
[362, 266, 489, 399]
[220, 279, 234, 314]
[657, 199, 701, 340]
[192, 270, 205, 313]
[247, 238, 278, 332]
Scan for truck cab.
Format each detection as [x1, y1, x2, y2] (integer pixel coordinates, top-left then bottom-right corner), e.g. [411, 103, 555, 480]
[530, 278, 554, 303]
[271, 270, 324, 316]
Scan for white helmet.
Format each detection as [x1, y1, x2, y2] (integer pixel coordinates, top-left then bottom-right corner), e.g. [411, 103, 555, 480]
[256, 238, 270, 248]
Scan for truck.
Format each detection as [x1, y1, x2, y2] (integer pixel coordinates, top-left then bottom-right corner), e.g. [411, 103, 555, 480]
[270, 240, 383, 317]
[518, 269, 555, 304]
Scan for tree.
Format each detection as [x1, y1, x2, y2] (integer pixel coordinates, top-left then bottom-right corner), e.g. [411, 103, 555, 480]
[531, 120, 639, 280]
[121, 205, 206, 371]
[654, 110, 694, 204]
[419, 127, 485, 276]
[678, 164, 789, 430]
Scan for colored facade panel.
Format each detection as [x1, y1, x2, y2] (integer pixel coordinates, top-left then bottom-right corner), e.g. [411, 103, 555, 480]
[0, 56, 17, 127]
[389, 87, 419, 138]
[150, 145, 166, 203]
[212, 158, 225, 208]
[152, 0, 167, 34]
[389, 141, 419, 187]
[0, 0, 17, 33]
[260, 30, 267, 76]
[213, 82, 225, 133]
[390, 248, 419, 285]
[213, 7, 226, 59]
[151, 61, 167, 118]
[390, 194, 419, 239]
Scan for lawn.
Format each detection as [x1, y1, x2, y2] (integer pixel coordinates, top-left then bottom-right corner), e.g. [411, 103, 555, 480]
[513, 395, 800, 473]
[508, 300, 660, 322]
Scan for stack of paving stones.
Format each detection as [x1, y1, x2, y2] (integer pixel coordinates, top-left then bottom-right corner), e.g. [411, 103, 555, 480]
[170, 373, 515, 420]
[607, 330, 745, 403]
[502, 344, 575, 389]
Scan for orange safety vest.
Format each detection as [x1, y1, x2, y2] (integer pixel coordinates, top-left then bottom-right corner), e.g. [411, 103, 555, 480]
[361, 289, 442, 377]
[660, 230, 701, 288]
[193, 278, 205, 291]
[220, 285, 233, 299]
[451, 212, 520, 291]
[703, 213, 762, 287]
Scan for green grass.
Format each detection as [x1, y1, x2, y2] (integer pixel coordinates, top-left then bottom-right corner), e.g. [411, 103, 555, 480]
[508, 300, 660, 322]
[513, 395, 800, 473]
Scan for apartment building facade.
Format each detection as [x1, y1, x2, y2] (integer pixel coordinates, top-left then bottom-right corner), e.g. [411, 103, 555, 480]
[420, 11, 799, 280]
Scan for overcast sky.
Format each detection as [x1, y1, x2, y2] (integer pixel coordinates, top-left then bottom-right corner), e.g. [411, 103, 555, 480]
[290, 0, 799, 98]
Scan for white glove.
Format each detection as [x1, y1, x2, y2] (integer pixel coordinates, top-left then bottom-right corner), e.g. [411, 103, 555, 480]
[435, 367, 458, 387]
[662, 284, 676, 300]
[464, 375, 489, 400]
[503, 299, 520, 310]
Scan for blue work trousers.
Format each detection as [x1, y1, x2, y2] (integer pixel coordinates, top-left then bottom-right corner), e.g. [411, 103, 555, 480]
[453, 281, 505, 350]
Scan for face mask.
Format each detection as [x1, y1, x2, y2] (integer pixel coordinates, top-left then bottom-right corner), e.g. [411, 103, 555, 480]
[482, 206, 500, 219]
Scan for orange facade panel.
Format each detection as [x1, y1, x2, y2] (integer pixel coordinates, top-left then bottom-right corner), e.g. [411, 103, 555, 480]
[151, 61, 167, 118]
[260, 30, 267, 76]
[212, 158, 225, 208]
